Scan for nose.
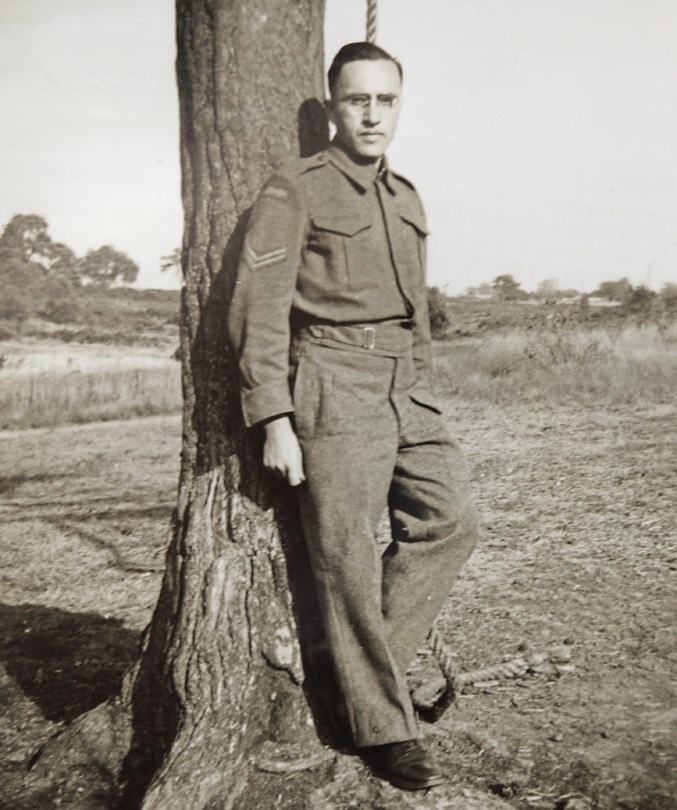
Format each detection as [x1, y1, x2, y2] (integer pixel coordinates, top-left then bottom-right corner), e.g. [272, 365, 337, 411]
[362, 97, 381, 125]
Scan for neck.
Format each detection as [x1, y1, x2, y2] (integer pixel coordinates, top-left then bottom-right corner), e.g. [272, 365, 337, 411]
[332, 140, 383, 168]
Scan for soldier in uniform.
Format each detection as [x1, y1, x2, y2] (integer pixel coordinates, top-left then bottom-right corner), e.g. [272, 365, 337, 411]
[228, 42, 478, 791]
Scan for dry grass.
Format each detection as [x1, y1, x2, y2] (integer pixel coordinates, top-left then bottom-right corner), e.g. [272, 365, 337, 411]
[434, 322, 677, 407]
[0, 364, 181, 430]
[0, 339, 182, 430]
[2, 322, 676, 430]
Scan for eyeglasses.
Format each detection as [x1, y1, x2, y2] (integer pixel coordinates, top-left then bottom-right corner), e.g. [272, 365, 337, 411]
[333, 93, 399, 110]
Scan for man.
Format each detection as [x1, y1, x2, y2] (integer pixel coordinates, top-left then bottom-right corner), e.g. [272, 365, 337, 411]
[228, 42, 478, 791]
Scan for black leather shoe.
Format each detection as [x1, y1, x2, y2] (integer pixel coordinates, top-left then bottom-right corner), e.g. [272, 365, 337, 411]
[365, 739, 446, 791]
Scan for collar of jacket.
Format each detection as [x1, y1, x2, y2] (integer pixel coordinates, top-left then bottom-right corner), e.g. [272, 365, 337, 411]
[327, 141, 398, 196]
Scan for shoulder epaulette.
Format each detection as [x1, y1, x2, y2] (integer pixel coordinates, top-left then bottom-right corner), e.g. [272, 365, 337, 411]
[296, 151, 330, 175]
[389, 169, 417, 192]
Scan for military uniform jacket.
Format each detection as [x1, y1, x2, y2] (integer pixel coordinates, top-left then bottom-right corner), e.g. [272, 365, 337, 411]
[228, 142, 434, 428]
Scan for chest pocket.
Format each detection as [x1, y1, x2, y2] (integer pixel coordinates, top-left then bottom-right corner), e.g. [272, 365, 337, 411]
[306, 214, 375, 291]
[397, 212, 429, 279]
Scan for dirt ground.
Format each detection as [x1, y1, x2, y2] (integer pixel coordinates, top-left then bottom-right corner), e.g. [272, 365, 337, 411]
[0, 402, 675, 809]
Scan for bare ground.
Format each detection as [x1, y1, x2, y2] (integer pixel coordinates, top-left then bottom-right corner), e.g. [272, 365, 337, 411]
[0, 402, 675, 809]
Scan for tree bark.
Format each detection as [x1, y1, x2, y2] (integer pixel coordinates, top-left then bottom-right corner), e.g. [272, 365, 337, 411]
[28, 3, 328, 809]
[122, 2, 328, 807]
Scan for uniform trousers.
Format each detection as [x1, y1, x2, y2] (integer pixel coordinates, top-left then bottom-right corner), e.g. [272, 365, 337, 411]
[290, 324, 478, 747]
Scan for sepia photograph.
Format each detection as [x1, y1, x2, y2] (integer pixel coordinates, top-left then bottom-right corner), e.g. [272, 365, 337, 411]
[1, 1, 675, 807]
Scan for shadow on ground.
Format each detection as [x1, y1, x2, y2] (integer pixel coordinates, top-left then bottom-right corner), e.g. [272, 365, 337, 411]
[0, 603, 140, 723]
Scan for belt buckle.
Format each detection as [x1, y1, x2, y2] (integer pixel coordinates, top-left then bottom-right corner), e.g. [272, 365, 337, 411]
[363, 326, 376, 350]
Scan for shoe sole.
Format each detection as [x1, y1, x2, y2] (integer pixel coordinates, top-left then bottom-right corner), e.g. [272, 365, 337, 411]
[378, 772, 446, 792]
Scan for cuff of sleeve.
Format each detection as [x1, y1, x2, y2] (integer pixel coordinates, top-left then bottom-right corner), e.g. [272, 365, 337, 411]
[241, 381, 294, 428]
[413, 359, 432, 391]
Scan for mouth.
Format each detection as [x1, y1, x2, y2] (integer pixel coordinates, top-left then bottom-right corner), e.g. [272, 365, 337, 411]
[358, 132, 384, 139]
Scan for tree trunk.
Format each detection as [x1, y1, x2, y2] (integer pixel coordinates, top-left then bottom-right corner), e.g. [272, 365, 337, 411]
[28, 3, 328, 809]
[123, 2, 328, 807]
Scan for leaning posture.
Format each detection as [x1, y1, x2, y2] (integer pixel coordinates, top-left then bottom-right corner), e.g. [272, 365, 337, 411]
[228, 42, 478, 791]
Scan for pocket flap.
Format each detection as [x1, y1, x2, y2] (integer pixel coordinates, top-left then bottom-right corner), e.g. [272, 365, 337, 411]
[408, 386, 442, 414]
[311, 215, 372, 237]
[399, 213, 429, 237]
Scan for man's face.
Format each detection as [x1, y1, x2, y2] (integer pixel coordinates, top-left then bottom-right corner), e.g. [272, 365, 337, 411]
[328, 59, 402, 163]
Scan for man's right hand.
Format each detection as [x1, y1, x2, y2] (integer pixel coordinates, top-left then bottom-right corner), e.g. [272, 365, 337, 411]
[262, 415, 306, 487]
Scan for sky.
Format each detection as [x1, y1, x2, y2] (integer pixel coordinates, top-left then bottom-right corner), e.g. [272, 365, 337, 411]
[1, 0, 675, 294]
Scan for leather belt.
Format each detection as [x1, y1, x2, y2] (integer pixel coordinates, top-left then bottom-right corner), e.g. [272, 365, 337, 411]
[293, 321, 413, 356]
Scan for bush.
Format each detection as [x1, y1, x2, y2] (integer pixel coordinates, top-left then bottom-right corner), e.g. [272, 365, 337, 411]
[0, 290, 31, 322]
[42, 292, 82, 324]
[428, 286, 450, 338]
[433, 323, 677, 407]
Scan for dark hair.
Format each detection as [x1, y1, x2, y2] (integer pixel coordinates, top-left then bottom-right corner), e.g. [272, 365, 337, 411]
[327, 42, 403, 97]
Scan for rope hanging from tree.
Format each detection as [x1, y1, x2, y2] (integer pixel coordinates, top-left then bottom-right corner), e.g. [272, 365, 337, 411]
[366, 0, 377, 42]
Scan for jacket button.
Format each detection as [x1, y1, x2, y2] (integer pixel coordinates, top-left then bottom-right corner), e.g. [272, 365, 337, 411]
[372, 725, 380, 733]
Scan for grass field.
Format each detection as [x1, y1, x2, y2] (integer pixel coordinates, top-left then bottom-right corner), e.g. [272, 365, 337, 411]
[434, 322, 677, 407]
[1, 321, 676, 807]
[1, 403, 675, 808]
[0, 339, 181, 430]
[2, 322, 676, 431]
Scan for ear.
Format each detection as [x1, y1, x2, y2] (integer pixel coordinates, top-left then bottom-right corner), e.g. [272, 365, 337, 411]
[325, 98, 337, 127]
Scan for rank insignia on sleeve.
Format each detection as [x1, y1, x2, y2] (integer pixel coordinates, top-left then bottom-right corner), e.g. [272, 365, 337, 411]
[243, 237, 287, 271]
[261, 185, 289, 200]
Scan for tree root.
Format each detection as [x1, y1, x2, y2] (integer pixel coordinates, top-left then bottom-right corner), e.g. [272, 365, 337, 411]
[250, 739, 335, 773]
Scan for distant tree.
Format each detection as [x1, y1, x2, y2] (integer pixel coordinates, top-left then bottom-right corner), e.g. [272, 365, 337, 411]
[624, 285, 656, 315]
[465, 284, 492, 297]
[466, 282, 494, 297]
[593, 278, 633, 302]
[161, 248, 182, 274]
[0, 214, 51, 261]
[0, 285, 32, 321]
[78, 245, 139, 287]
[535, 279, 580, 301]
[160, 248, 183, 287]
[657, 282, 677, 316]
[46, 242, 80, 285]
[0, 217, 138, 328]
[39, 277, 82, 324]
[492, 274, 527, 302]
[0, 214, 78, 283]
[536, 278, 559, 299]
[0, 249, 80, 325]
[0, 240, 50, 323]
[659, 282, 677, 301]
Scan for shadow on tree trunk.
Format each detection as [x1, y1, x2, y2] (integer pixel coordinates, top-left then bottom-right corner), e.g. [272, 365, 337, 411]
[298, 98, 330, 158]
